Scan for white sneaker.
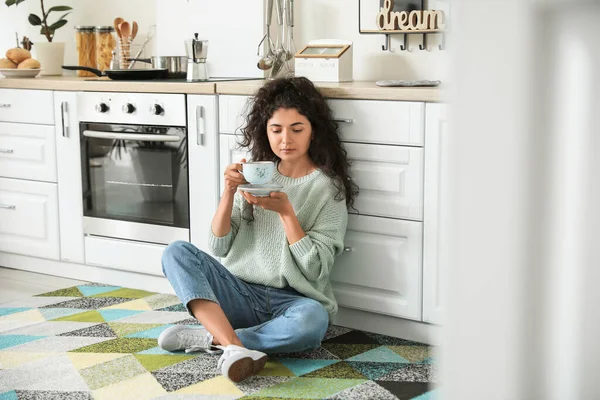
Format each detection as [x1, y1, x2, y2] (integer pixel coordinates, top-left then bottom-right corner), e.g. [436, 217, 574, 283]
[216, 344, 268, 383]
[157, 325, 219, 354]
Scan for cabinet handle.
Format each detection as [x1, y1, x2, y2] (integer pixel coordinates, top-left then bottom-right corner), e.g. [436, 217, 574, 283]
[0, 204, 16, 210]
[0, 148, 14, 154]
[61, 101, 69, 138]
[0, 104, 11, 108]
[343, 246, 353, 252]
[333, 118, 353, 124]
[196, 105, 205, 146]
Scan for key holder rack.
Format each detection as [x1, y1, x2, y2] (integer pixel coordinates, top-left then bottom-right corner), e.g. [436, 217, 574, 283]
[358, 0, 447, 52]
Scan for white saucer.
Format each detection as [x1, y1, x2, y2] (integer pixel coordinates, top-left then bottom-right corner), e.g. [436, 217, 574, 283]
[238, 183, 283, 197]
[0, 68, 41, 79]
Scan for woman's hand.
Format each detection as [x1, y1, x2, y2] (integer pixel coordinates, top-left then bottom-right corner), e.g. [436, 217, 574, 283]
[223, 158, 247, 196]
[241, 191, 294, 217]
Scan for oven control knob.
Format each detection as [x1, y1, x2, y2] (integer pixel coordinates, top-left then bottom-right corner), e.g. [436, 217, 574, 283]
[95, 103, 109, 113]
[151, 104, 164, 116]
[122, 103, 136, 114]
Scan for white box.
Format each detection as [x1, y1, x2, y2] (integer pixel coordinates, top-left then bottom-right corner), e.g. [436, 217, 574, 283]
[294, 39, 353, 82]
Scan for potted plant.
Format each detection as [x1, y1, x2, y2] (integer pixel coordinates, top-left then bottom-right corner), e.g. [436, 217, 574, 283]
[5, 0, 72, 75]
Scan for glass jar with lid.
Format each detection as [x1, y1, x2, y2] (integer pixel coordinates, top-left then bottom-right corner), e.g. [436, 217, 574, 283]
[74, 26, 96, 77]
[95, 26, 116, 72]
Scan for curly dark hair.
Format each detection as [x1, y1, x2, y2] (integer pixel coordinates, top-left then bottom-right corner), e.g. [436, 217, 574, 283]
[239, 76, 359, 209]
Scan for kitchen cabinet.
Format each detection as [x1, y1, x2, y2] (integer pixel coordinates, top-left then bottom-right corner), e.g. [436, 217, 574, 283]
[345, 142, 424, 221]
[422, 103, 449, 324]
[187, 95, 219, 253]
[0, 89, 60, 261]
[0, 177, 59, 259]
[330, 214, 423, 320]
[54, 91, 85, 264]
[0, 89, 54, 125]
[218, 134, 251, 195]
[0, 122, 57, 183]
[328, 99, 425, 146]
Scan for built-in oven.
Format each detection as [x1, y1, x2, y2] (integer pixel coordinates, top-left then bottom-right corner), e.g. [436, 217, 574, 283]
[77, 92, 189, 245]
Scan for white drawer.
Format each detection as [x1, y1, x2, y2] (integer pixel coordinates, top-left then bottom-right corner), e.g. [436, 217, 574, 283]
[330, 214, 423, 320]
[0, 89, 54, 125]
[84, 235, 166, 277]
[0, 177, 59, 260]
[329, 99, 425, 146]
[218, 95, 250, 134]
[0, 122, 57, 182]
[346, 142, 423, 220]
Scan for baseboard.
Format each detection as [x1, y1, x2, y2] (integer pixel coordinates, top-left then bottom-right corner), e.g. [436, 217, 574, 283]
[332, 306, 442, 345]
[0, 252, 175, 295]
[1, 251, 441, 344]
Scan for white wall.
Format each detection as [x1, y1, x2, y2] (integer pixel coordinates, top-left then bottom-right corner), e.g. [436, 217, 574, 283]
[0, 0, 155, 69]
[295, 0, 450, 81]
[1, 0, 448, 81]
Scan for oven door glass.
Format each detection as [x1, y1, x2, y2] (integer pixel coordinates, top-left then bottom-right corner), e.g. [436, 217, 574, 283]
[80, 123, 189, 228]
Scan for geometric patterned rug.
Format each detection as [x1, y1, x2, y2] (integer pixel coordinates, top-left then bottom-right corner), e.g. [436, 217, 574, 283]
[0, 283, 438, 399]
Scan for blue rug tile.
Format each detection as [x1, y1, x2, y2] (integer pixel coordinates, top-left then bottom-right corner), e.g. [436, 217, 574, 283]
[0, 308, 31, 317]
[277, 358, 340, 377]
[126, 324, 174, 339]
[0, 391, 18, 400]
[97, 309, 143, 322]
[77, 285, 122, 297]
[0, 335, 45, 350]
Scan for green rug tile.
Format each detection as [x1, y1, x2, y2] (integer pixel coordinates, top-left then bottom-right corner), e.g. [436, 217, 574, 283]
[256, 360, 296, 377]
[108, 322, 162, 337]
[320, 343, 381, 360]
[133, 354, 195, 372]
[90, 288, 156, 299]
[70, 337, 156, 353]
[35, 287, 84, 298]
[388, 345, 429, 363]
[249, 377, 367, 399]
[79, 354, 146, 390]
[301, 361, 367, 379]
[53, 310, 105, 323]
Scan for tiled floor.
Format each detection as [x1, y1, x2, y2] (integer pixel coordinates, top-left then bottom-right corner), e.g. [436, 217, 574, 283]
[0, 267, 88, 303]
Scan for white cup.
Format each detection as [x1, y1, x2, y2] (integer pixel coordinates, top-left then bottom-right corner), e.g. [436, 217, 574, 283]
[240, 161, 275, 185]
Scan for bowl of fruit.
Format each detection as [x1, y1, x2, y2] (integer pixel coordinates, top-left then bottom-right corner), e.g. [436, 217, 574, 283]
[0, 48, 41, 78]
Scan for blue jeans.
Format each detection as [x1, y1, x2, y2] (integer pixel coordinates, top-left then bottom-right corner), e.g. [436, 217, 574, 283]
[161, 241, 330, 354]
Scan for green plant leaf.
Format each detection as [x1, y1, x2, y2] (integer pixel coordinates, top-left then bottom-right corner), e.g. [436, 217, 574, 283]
[56, 11, 71, 21]
[40, 26, 53, 35]
[49, 19, 68, 30]
[15, 0, 25, 4]
[47, 5, 72, 12]
[5, 0, 17, 6]
[28, 13, 42, 25]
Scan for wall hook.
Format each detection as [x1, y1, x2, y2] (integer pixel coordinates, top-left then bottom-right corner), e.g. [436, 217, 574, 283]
[419, 33, 428, 51]
[399, 34, 409, 51]
[382, 34, 392, 52]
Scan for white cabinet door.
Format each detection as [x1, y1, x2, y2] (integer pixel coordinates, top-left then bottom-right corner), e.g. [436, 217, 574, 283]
[218, 95, 250, 134]
[0, 89, 54, 125]
[0, 122, 57, 183]
[346, 142, 424, 221]
[188, 95, 219, 253]
[330, 214, 423, 321]
[423, 103, 449, 324]
[328, 99, 425, 146]
[0, 177, 59, 260]
[54, 92, 85, 264]
[219, 134, 251, 196]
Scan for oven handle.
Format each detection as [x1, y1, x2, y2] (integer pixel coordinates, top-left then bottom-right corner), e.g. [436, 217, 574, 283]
[82, 130, 181, 142]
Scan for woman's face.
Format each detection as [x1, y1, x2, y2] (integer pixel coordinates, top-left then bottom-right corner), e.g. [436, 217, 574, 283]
[266, 107, 312, 163]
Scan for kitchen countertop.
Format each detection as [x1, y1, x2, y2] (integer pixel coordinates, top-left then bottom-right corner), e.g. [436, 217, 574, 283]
[0, 76, 443, 102]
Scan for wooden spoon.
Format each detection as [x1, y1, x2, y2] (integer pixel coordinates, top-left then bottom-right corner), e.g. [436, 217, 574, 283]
[119, 21, 131, 43]
[131, 21, 139, 42]
[114, 17, 124, 38]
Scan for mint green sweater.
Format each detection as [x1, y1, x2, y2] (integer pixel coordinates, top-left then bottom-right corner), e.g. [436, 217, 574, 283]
[208, 168, 348, 316]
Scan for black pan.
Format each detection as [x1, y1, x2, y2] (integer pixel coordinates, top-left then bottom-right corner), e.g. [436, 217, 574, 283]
[62, 66, 169, 80]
